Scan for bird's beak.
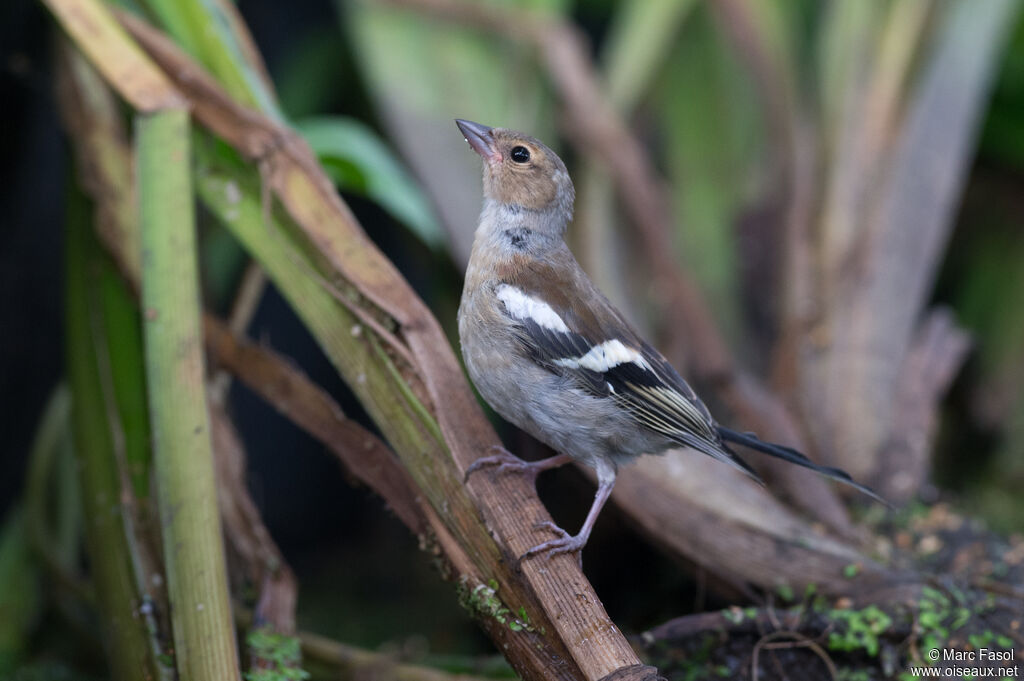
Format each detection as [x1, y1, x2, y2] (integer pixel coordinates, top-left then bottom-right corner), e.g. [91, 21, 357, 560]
[455, 119, 501, 163]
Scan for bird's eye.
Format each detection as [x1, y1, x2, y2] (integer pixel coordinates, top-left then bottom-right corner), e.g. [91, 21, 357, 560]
[510, 146, 530, 163]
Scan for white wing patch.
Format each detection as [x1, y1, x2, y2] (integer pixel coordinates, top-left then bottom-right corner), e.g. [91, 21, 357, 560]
[495, 285, 652, 377]
[555, 339, 651, 373]
[496, 284, 570, 333]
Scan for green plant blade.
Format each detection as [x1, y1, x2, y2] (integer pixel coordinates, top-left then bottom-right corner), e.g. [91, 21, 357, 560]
[297, 116, 444, 250]
[0, 508, 40, 675]
[66, 184, 167, 681]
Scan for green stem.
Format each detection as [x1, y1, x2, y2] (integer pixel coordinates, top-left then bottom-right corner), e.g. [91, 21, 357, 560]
[370, 332, 445, 446]
[137, 109, 240, 681]
[66, 186, 166, 681]
[141, 0, 281, 118]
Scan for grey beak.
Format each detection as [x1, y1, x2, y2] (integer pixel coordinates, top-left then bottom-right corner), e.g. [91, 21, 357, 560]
[455, 119, 500, 162]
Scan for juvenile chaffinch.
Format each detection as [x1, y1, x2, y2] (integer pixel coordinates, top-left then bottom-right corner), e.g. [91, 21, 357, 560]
[455, 119, 878, 563]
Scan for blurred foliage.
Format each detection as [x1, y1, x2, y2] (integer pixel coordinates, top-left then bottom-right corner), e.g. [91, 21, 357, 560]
[979, 14, 1024, 166]
[653, 5, 762, 341]
[297, 116, 444, 249]
[0, 509, 41, 676]
[344, 0, 565, 127]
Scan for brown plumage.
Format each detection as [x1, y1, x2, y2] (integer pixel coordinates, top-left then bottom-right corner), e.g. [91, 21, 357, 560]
[472, 129, 570, 211]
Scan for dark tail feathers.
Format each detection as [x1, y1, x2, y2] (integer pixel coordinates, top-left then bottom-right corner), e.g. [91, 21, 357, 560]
[717, 427, 886, 505]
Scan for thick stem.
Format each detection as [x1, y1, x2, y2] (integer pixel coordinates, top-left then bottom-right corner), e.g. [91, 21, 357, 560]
[138, 109, 241, 681]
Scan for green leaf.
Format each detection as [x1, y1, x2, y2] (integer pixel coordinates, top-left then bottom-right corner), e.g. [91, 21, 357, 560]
[297, 116, 443, 249]
[0, 508, 41, 675]
[67, 184, 167, 681]
[99, 265, 152, 498]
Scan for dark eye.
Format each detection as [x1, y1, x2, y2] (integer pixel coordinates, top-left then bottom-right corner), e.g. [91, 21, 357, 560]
[510, 146, 530, 163]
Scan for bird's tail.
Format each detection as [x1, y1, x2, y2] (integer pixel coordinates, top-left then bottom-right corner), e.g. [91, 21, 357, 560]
[717, 427, 886, 504]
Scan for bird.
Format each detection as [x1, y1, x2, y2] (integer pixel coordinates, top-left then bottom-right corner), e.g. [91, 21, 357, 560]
[454, 118, 880, 564]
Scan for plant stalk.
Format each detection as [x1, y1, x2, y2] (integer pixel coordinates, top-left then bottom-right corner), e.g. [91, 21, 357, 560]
[137, 108, 241, 681]
[67, 189, 167, 681]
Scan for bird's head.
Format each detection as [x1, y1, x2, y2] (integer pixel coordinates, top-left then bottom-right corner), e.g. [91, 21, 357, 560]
[456, 119, 574, 226]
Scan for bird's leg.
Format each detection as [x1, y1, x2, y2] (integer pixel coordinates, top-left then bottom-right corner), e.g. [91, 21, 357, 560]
[521, 462, 617, 567]
[464, 446, 573, 485]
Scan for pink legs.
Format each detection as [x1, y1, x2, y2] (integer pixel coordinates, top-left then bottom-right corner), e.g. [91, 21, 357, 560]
[464, 446, 573, 485]
[465, 447, 617, 566]
[521, 465, 616, 567]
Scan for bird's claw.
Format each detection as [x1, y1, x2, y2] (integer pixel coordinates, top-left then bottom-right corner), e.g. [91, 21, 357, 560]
[519, 521, 585, 568]
[464, 446, 540, 484]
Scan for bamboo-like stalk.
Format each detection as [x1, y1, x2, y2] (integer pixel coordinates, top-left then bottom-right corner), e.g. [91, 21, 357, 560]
[137, 109, 240, 681]
[56, 39, 180, 654]
[66, 198, 167, 681]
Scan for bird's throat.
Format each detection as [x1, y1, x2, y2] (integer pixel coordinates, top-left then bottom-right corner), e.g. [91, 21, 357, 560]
[478, 198, 567, 249]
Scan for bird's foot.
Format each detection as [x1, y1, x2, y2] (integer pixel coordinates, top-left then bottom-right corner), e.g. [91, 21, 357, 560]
[519, 521, 585, 568]
[464, 446, 549, 484]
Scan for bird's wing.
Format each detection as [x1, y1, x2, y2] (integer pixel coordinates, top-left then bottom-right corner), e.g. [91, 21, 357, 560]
[495, 258, 759, 478]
